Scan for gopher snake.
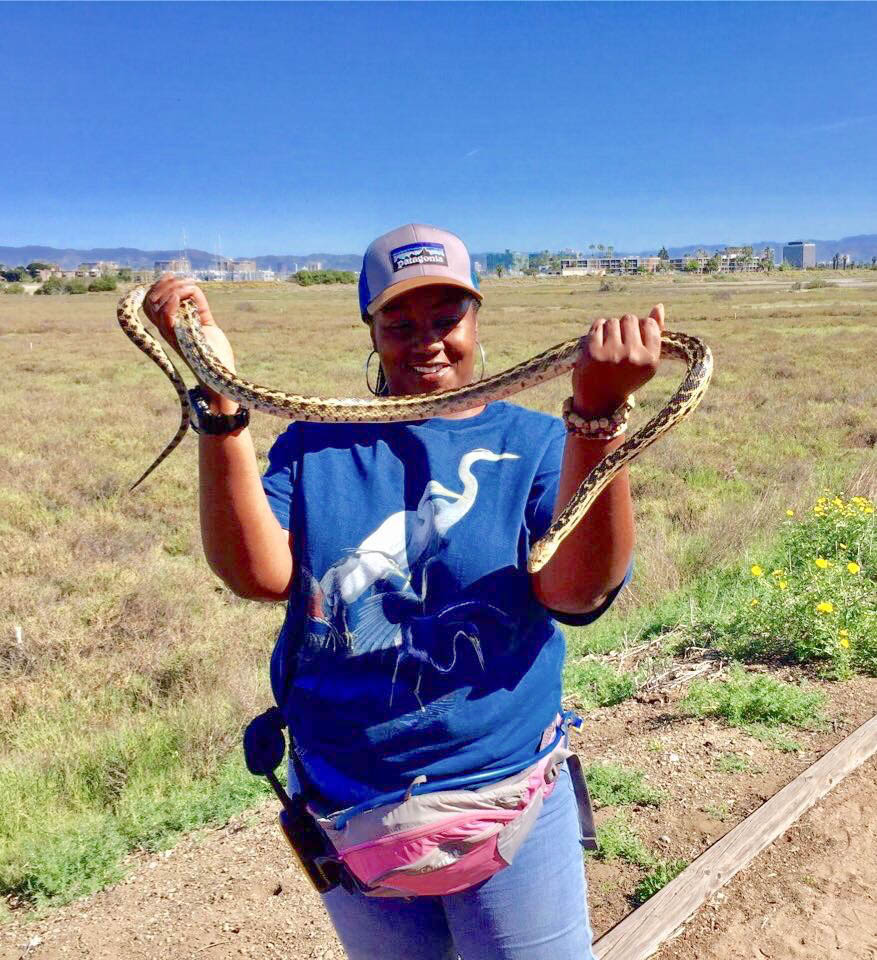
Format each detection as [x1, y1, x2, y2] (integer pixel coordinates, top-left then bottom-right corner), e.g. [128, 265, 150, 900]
[117, 285, 713, 572]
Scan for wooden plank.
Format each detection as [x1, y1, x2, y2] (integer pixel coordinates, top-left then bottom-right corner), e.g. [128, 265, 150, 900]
[593, 713, 877, 960]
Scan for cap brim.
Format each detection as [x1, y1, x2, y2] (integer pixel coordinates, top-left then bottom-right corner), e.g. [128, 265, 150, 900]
[367, 276, 482, 316]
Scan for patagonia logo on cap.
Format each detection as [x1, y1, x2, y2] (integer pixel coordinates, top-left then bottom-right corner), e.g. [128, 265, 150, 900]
[390, 242, 448, 272]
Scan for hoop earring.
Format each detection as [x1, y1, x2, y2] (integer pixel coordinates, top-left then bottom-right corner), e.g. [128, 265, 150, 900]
[477, 341, 486, 381]
[365, 350, 388, 396]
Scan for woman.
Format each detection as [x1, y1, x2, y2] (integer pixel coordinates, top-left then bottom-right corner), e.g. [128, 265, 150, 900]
[145, 224, 664, 959]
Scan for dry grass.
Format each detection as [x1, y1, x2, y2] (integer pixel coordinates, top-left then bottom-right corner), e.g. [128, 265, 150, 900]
[0, 275, 875, 905]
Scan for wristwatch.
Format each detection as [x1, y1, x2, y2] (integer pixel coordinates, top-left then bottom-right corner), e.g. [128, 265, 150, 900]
[187, 386, 251, 435]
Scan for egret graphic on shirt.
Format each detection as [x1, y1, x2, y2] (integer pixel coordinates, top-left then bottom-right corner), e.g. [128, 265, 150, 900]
[305, 449, 520, 685]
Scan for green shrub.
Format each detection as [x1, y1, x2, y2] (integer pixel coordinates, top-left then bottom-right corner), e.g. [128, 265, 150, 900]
[632, 858, 688, 905]
[714, 495, 875, 676]
[593, 813, 654, 866]
[714, 752, 750, 773]
[2, 282, 25, 294]
[0, 711, 276, 907]
[64, 279, 88, 295]
[584, 763, 665, 808]
[564, 661, 637, 710]
[88, 274, 117, 292]
[36, 276, 66, 295]
[293, 269, 356, 286]
[681, 665, 826, 730]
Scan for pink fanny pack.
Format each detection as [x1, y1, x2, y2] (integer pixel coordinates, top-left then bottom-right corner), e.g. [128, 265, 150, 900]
[312, 721, 572, 898]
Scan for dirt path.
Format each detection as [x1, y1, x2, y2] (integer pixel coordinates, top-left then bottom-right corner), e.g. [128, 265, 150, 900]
[3, 680, 875, 960]
[3, 760, 874, 960]
[654, 754, 877, 960]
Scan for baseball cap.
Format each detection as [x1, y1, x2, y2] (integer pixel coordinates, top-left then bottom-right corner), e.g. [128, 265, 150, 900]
[358, 223, 482, 320]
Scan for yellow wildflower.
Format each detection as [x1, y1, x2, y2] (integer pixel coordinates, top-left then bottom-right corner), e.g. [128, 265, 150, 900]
[785, 509, 795, 517]
[750, 565, 764, 578]
[778, 581, 788, 590]
[832, 497, 844, 508]
[814, 558, 829, 569]
[865, 507, 874, 515]
[847, 562, 860, 575]
[771, 569, 784, 577]
[839, 543, 847, 550]
[815, 601, 834, 614]
[750, 598, 759, 607]
[838, 630, 850, 649]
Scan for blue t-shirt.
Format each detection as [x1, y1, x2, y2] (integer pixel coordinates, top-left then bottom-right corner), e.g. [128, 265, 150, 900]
[261, 401, 630, 810]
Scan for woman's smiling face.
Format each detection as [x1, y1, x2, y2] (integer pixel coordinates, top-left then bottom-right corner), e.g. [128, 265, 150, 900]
[370, 285, 479, 397]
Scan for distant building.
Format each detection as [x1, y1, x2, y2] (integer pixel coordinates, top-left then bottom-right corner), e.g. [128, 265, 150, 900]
[560, 255, 641, 276]
[231, 259, 258, 281]
[36, 265, 63, 281]
[670, 252, 710, 273]
[78, 260, 118, 276]
[154, 258, 192, 277]
[473, 260, 485, 275]
[782, 242, 816, 269]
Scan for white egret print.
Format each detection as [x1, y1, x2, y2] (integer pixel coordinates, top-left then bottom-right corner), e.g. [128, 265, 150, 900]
[306, 448, 520, 704]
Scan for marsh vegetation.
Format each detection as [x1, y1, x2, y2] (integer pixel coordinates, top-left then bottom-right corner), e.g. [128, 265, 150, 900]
[1, 274, 874, 911]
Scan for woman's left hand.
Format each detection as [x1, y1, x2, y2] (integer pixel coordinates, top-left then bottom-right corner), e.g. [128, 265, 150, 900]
[571, 303, 665, 416]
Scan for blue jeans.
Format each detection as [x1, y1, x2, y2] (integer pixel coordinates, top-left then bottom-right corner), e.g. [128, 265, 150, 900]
[301, 763, 596, 960]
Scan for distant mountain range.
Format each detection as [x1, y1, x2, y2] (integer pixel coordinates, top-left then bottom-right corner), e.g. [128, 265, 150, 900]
[0, 245, 363, 272]
[2, 235, 877, 270]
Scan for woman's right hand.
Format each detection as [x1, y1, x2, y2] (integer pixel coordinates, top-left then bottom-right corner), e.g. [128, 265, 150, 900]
[144, 274, 236, 376]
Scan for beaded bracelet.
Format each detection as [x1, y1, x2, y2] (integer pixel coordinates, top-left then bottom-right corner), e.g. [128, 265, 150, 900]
[562, 395, 635, 440]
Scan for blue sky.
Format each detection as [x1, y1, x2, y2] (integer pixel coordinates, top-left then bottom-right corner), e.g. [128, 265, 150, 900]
[2, 1, 876, 255]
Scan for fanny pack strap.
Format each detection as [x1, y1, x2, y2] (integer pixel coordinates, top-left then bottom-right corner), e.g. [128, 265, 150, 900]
[330, 710, 581, 830]
[566, 754, 598, 851]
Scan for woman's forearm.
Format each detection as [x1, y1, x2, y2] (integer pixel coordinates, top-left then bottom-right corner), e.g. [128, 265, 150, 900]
[530, 432, 635, 615]
[199, 424, 294, 602]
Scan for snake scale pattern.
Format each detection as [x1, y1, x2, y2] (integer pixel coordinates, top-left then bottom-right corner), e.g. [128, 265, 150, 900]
[117, 285, 713, 572]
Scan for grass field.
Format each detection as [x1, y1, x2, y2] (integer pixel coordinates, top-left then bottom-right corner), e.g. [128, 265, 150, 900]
[1, 273, 875, 910]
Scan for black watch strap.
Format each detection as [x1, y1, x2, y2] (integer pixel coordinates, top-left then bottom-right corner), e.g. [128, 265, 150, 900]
[187, 386, 251, 435]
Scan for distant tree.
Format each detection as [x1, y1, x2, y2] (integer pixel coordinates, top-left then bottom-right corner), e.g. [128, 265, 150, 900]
[1, 266, 28, 282]
[684, 259, 699, 273]
[759, 247, 774, 272]
[88, 275, 118, 292]
[293, 268, 355, 286]
[118, 268, 133, 282]
[658, 246, 670, 260]
[706, 255, 721, 273]
[26, 261, 54, 278]
[495, 264, 505, 278]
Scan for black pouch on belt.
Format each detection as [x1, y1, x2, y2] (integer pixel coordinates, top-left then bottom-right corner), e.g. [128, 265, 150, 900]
[278, 795, 344, 894]
[243, 707, 344, 894]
